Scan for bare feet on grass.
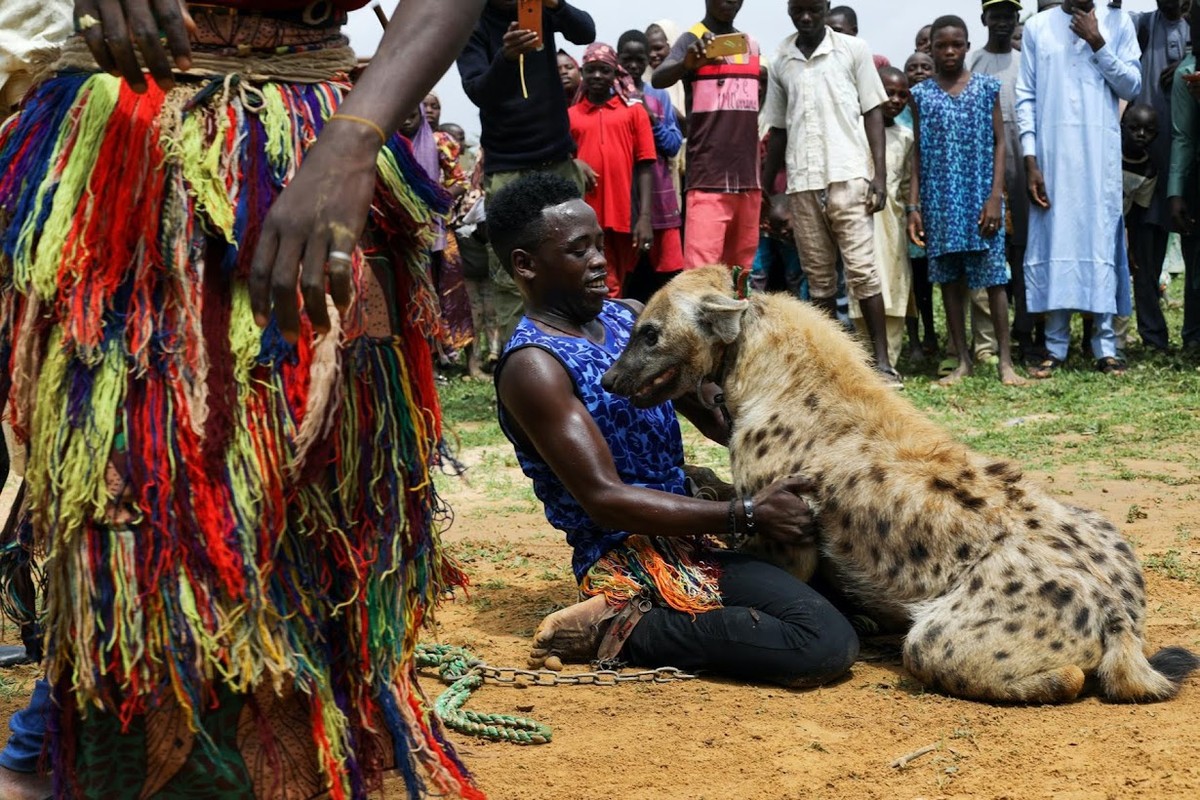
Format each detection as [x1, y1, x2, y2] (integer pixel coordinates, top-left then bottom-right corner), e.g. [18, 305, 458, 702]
[0, 766, 52, 800]
[528, 594, 619, 670]
[936, 361, 972, 386]
[999, 361, 1028, 386]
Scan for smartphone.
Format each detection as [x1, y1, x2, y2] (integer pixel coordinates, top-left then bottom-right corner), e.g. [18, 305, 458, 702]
[707, 32, 750, 59]
[518, 0, 545, 51]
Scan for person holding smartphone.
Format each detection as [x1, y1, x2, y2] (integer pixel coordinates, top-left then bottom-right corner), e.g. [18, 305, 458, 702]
[651, 0, 764, 272]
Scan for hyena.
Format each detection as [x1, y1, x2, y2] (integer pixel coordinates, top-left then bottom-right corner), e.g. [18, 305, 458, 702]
[600, 266, 1198, 703]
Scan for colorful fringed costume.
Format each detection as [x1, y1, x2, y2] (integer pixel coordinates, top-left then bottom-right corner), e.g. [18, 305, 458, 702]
[0, 6, 478, 799]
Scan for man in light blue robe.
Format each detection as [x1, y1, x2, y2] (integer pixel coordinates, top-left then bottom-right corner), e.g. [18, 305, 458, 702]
[1016, 0, 1142, 375]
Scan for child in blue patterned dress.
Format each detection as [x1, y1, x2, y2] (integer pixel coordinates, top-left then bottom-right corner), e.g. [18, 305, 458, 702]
[907, 15, 1025, 386]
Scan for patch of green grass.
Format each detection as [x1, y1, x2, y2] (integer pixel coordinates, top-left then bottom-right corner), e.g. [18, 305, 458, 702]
[1143, 550, 1200, 584]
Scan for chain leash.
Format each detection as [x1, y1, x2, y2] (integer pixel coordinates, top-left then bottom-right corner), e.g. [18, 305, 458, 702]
[415, 643, 696, 745]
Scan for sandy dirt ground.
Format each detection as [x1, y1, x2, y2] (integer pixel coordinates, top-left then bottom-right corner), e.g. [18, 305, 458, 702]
[1, 444, 1197, 800]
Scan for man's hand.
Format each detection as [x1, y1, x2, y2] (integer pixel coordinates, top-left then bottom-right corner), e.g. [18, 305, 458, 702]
[1160, 60, 1181, 92]
[752, 475, 820, 544]
[75, 0, 195, 92]
[867, 177, 887, 213]
[907, 209, 925, 248]
[1025, 156, 1051, 208]
[249, 122, 378, 343]
[502, 21, 540, 62]
[633, 215, 654, 254]
[682, 32, 717, 71]
[1069, 7, 1105, 52]
[979, 194, 1003, 238]
[1171, 196, 1194, 234]
[576, 159, 598, 193]
[1182, 72, 1200, 101]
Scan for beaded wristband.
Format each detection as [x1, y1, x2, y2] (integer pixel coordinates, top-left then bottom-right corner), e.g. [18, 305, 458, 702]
[742, 496, 755, 537]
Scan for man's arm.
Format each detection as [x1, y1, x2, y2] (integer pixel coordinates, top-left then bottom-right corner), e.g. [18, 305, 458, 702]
[762, 128, 788, 199]
[648, 94, 683, 158]
[458, 27, 518, 107]
[1071, 8, 1142, 101]
[547, 0, 595, 45]
[652, 32, 707, 90]
[499, 348, 806, 536]
[864, 106, 887, 213]
[1015, 20, 1050, 208]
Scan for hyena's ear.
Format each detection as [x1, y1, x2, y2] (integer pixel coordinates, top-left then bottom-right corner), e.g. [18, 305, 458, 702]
[698, 293, 749, 345]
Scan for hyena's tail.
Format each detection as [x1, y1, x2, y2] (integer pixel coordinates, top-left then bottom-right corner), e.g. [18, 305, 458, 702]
[1098, 614, 1200, 701]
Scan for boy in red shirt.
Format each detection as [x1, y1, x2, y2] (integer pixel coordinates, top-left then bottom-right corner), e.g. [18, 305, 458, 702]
[569, 43, 656, 295]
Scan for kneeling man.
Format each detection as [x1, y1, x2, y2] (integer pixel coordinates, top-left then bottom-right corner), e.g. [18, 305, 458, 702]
[488, 172, 858, 687]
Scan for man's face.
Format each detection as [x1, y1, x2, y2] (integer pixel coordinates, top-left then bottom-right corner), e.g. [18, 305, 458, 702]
[1122, 108, 1159, 151]
[931, 26, 969, 74]
[558, 53, 581, 92]
[880, 74, 911, 120]
[788, 0, 829, 37]
[619, 41, 650, 81]
[1065, 0, 1096, 14]
[905, 52, 934, 86]
[582, 61, 616, 99]
[826, 12, 856, 36]
[519, 200, 609, 318]
[915, 25, 932, 54]
[647, 27, 671, 69]
[706, 0, 744, 25]
[982, 6, 1019, 40]
[489, 0, 518, 13]
[1158, 1, 1185, 21]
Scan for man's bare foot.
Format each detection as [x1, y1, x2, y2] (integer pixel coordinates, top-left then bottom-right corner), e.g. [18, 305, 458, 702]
[528, 595, 618, 670]
[936, 362, 972, 386]
[998, 362, 1027, 386]
[0, 766, 52, 800]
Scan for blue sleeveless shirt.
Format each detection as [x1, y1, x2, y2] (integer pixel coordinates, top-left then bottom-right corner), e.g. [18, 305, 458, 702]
[496, 301, 688, 581]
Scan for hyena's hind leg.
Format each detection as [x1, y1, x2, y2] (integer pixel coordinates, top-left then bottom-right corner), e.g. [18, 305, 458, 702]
[902, 573, 1099, 704]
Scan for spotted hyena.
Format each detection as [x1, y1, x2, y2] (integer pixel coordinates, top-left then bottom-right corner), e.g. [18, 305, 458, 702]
[601, 266, 1199, 704]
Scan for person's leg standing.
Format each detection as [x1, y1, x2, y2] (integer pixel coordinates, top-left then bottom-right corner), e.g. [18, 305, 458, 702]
[1090, 312, 1119, 362]
[1130, 219, 1171, 351]
[1178, 232, 1200, 351]
[0, 678, 52, 798]
[603, 231, 639, 297]
[1043, 309, 1072, 364]
[722, 190, 763, 270]
[684, 190, 735, 268]
[824, 179, 894, 374]
[789, 191, 840, 316]
[620, 552, 859, 687]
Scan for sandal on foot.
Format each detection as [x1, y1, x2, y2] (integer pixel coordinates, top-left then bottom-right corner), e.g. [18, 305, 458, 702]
[1095, 356, 1127, 376]
[937, 357, 958, 378]
[1028, 356, 1063, 380]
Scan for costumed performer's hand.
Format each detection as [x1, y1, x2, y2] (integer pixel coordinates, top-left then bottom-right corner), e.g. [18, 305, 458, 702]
[753, 474, 820, 544]
[249, 122, 375, 343]
[75, 0, 196, 92]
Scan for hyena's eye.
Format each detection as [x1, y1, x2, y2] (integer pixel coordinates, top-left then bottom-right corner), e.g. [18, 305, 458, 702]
[640, 326, 659, 347]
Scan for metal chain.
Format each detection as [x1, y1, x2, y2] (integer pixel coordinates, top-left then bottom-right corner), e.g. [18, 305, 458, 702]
[415, 644, 696, 745]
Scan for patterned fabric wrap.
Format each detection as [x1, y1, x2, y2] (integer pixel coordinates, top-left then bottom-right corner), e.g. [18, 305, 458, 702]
[0, 67, 478, 800]
[495, 302, 721, 613]
[573, 42, 638, 106]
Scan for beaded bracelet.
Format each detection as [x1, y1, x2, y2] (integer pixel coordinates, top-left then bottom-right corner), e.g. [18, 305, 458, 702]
[742, 496, 756, 537]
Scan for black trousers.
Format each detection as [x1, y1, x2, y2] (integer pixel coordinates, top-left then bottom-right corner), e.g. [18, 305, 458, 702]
[620, 552, 860, 688]
[1127, 214, 1170, 350]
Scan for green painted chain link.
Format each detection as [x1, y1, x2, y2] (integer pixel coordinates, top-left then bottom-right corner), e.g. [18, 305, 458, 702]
[416, 643, 553, 745]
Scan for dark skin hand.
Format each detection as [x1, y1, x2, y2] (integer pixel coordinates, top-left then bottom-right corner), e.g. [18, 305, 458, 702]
[1069, 5, 1106, 52]
[651, 32, 718, 89]
[1025, 155, 1051, 209]
[498, 346, 818, 543]
[1170, 196, 1193, 234]
[75, 0, 195, 93]
[501, 0, 562, 58]
[248, 0, 487, 343]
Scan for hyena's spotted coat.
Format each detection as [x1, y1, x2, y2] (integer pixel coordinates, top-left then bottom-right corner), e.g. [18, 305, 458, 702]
[602, 266, 1198, 703]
